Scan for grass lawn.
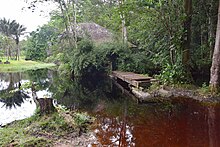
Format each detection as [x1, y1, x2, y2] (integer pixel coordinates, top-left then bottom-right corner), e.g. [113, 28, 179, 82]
[0, 59, 56, 72]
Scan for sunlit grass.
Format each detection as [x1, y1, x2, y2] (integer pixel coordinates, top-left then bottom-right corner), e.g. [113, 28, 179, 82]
[0, 59, 56, 72]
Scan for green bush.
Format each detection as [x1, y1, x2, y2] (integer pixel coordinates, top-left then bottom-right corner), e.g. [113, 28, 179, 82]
[159, 63, 189, 85]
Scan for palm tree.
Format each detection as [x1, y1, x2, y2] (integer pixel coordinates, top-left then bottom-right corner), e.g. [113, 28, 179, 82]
[11, 23, 26, 60]
[0, 18, 16, 60]
[0, 18, 14, 36]
[0, 18, 26, 60]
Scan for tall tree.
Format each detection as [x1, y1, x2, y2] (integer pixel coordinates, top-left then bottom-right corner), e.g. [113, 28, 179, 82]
[182, 0, 192, 67]
[12, 23, 26, 60]
[0, 18, 26, 60]
[210, 0, 220, 93]
[209, 0, 219, 59]
[119, 0, 128, 44]
[0, 18, 17, 60]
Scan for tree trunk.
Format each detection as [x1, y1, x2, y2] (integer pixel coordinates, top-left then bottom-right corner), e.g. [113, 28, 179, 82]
[210, 0, 220, 93]
[15, 43, 20, 61]
[209, 0, 218, 59]
[209, 16, 216, 59]
[8, 46, 11, 60]
[31, 83, 56, 114]
[73, 0, 78, 49]
[182, 0, 192, 66]
[201, 24, 209, 50]
[37, 98, 56, 114]
[119, 0, 128, 45]
[170, 46, 175, 65]
[57, 0, 72, 46]
[57, 0, 77, 48]
[18, 44, 20, 61]
[7, 46, 9, 61]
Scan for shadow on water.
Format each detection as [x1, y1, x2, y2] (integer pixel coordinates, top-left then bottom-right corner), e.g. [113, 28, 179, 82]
[88, 97, 220, 147]
[0, 90, 30, 109]
[49, 72, 220, 146]
[1, 69, 220, 146]
[0, 72, 31, 109]
[0, 69, 52, 125]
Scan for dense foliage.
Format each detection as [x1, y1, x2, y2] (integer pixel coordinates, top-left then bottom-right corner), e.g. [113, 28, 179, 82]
[25, 25, 59, 61]
[20, 0, 220, 85]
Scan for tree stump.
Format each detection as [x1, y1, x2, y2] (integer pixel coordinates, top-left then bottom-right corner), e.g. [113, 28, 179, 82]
[4, 61, 10, 64]
[37, 98, 57, 114]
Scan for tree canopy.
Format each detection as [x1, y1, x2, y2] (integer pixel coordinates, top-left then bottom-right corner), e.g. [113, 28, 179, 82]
[18, 0, 220, 92]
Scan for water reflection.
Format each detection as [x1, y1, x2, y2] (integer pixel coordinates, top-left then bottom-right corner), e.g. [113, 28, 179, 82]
[0, 90, 30, 109]
[1, 69, 220, 146]
[91, 98, 220, 147]
[0, 70, 50, 125]
[44, 72, 220, 146]
[0, 72, 30, 109]
[0, 73, 21, 91]
[208, 104, 220, 147]
[51, 75, 115, 111]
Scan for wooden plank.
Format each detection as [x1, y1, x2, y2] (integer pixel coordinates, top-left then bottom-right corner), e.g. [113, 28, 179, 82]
[112, 71, 157, 88]
[150, 79, 158, 82]
[113, 71, 152, 80]
[123, 75, 151, 80]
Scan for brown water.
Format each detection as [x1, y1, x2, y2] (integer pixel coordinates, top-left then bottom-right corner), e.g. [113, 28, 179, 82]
[1, 70, 220, 146]
[89, 98, 220, 147]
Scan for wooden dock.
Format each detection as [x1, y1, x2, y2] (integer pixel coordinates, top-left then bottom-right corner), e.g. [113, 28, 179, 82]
[112, 71, 158, 88]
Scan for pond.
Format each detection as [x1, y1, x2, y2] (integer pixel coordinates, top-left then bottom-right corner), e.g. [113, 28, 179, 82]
[0, 69, 220, 146]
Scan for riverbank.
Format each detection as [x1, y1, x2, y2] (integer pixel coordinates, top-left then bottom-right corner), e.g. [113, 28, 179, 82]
[0, 110, 98, 146]
[0, 59, 56, 72]
[164, 85, 220, 102]
[110, 71, 220, 103]
[136, 84, 220, 103]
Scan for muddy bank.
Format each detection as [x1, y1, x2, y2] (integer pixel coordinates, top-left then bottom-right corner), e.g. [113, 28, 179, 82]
[53, 132, 100, 147]
[136, 86, 220, 103]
